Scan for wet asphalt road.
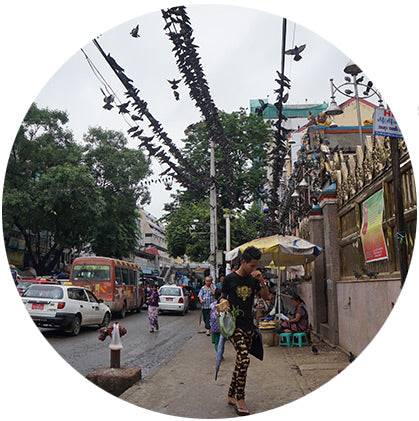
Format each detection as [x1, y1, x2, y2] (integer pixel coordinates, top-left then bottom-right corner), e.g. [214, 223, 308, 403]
[40, 306, 202, 377]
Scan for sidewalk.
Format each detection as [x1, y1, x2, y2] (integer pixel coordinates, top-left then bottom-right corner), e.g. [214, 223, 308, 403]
[120, 315, 350, 418]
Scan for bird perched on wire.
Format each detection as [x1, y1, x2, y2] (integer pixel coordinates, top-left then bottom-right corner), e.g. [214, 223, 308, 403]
[361, 268, 378, 279]
[353, 269, 363, 280]
[117, 101, 131, 114]
[100, 88, 114, 110]
[285, 44, 306, 61]
[130, 24, 140, 38]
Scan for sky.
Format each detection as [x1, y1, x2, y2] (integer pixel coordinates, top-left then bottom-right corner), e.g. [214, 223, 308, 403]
[33, 4, 353, 218]
[2, 1, 419, 421]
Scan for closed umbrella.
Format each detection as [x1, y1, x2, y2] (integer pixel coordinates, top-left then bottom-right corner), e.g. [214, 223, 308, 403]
[214, 335, 226, 381]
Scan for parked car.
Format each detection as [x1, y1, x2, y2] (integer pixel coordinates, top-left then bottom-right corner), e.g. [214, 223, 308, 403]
[21, 284, 111, 336]
[180, 285, 198, 310]
[158, 284, 189, 316]
[15, 277, 59, 296]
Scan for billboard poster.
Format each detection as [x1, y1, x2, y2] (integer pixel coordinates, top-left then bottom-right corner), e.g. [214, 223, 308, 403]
[360, 189, 389, 263]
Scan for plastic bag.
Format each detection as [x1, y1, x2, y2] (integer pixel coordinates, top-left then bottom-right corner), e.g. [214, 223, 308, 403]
[217, 311, 236, 338]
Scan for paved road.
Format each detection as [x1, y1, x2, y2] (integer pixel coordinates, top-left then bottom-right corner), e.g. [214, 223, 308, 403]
[41, 306, 202, 377]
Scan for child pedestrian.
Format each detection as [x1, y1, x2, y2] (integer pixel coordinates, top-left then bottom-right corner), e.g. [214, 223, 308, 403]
[210, 288, 222, 351]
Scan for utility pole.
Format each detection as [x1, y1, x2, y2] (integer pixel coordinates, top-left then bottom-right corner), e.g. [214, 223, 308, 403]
[224, 213, 232, 275]
[209, 137, 218, 280]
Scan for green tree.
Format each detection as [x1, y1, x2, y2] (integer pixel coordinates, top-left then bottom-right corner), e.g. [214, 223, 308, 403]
[230, 202, 265, 248]
[163, 109, 271, 260]
[3, 103, 102, 274]
[83, 127, 151, 258]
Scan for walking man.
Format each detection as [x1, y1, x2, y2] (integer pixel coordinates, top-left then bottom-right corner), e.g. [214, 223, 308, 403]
[198, 276, 215, 335]
[220, 246, 269, 416]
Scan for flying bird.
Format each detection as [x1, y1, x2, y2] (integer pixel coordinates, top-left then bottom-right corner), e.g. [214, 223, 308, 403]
[130, 24, 140, 38]
[285, 44, 306, 61]
[167, 78, 182, 90]
[256, 99, 269, 116]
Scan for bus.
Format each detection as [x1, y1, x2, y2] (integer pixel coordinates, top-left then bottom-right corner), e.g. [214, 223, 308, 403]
[69, 256, 145, 318]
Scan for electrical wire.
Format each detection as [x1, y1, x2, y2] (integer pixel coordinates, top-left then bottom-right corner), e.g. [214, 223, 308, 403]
[81, 47, 134, 128]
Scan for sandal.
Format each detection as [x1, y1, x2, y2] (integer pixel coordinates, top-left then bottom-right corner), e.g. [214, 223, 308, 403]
[235, 406, 250, 416]
[227, 397, 236, 407]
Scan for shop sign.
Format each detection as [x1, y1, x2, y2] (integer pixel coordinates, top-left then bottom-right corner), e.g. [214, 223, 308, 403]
[373, 108, 403, 139]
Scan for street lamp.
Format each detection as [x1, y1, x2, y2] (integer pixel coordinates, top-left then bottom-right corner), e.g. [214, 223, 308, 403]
[326, 60, 384, 150]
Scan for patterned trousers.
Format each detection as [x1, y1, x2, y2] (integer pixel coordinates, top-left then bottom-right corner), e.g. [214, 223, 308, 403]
[228, 328, 253, 400]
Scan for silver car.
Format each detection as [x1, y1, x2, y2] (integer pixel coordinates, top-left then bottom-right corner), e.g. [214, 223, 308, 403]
[158, 285, 189, 316]
[22, 284, 111, 335]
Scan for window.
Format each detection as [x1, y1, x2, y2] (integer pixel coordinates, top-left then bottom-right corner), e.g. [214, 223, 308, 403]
[121, 268, 129, 285]
[72, 265, 111, 282]
[159, 287, 181, 296]
[115, 266, 122, 284]
[23, 285, 63, 299]
[128, 269, 134, 285]
[68, 288, 88, 301]
[86, 290, 98, 303]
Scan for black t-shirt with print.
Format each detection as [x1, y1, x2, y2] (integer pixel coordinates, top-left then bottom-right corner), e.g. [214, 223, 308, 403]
[222, 272, 261, 331]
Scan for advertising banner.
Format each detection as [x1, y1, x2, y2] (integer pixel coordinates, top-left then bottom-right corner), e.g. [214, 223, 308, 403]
[360, 189, 388, 262]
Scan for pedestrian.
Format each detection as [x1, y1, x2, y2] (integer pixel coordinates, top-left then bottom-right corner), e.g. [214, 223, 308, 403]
[210, 288, 222, 351]
[198, 275, 215, 336]
[146, 285, 160, 333]
[215, 275, 224, 289]
[220, 246, 269, 416]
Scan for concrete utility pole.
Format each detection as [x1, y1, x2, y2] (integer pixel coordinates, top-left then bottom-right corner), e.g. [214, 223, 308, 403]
[209, 137, 218, 279]
[224, 213, 232, 274]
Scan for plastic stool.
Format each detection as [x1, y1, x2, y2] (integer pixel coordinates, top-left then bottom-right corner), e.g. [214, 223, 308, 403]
[292, 332, 308, 347]
[278, 332, 292, 347]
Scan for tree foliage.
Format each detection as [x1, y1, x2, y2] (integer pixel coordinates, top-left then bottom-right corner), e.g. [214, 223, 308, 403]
[3, 103, 102, 273]
[3, 104, 151, 273]
[163, 109, 271, 260]
[83, 127, 151, 258]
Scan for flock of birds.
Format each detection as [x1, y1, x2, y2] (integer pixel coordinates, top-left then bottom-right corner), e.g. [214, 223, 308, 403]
[95, 6, 316, 226]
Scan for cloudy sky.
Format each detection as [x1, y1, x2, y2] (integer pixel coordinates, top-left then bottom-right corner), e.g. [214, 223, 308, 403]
[32, 5, 354, 218]
[2, 1, 419, 421]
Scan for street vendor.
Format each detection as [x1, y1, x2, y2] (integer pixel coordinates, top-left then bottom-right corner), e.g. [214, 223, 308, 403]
[281, 294, 309, 333]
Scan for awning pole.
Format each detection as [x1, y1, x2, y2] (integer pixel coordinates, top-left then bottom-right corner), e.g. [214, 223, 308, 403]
[276, 246, 281, 321]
